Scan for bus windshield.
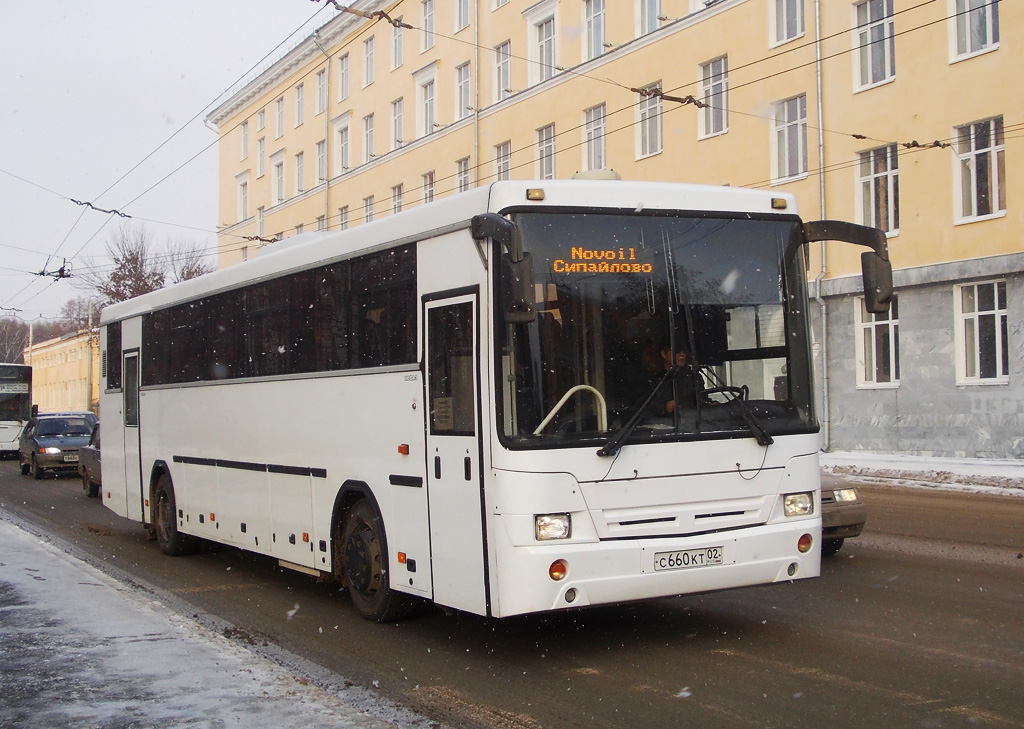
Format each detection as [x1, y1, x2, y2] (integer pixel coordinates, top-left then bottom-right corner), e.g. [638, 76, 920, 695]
[496, 211, 816, 449]
[0, 365, 32, 422]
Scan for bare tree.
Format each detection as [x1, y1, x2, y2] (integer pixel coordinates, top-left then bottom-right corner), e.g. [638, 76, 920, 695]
[166, 238, 214, 284]
[60, 297, 104, 331]
[0, 318, 28, 363]
[77, 225, 166, 304]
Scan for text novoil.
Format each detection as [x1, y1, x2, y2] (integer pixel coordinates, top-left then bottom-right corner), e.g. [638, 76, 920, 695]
[552, 247, 654, 274]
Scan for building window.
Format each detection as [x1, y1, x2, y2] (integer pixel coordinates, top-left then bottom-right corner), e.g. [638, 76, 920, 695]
[856, 0, 895, 89]
[237, 178, 248, 222]
[240, 121, 248, 160]
[257, 138, 265, 177]
[363, 195, 375, 223]
[364, 37, 375, 86]
[257, 109, 265, 131]
[295, 223, 304, 235]
[339, 206, 349, 230]
[537, 123, 555, 179]
[364, 114, 375, 162]
[955, 116, 1005, 220]
[335, 122, 350, 174]
[774, 94, 807, 181]
[295, 152, 304, 194]
[495, 41, 511, 101]
[700, 55, 728, 137]
[584, 0, 605, 61]
[316, 69, 327, 113]
[339, 53, 350, 100]
[535, 16, 556, 83]
[419, 78, 436, 136]
[858, 144, 899, 234]
[637, 82, 662, 158]
[258, 206, 265, 238]
[953, 0, 999, 58]
[456, 62, 472, 119]
[456, 0, 470, 31]
[275, 97, 284, 138]
[317, 215, 326, 231]
[422, 171, 435, 203]
[856, 294, 899, 386]
[423, 0, 435, 50]
[639, 0, 661, 35]
[495, 141, 511, 180]
[316, 140, 327, 182]
[584, 104, 606, 171]
[392, 184, 404, 214]
[392, 98, 404, 148]
[273, 158, 285, 204]
[295, 83, 304, 126]
[457, 157, 472, 191]
[773, 0, 804, 44]
[393, 20, 404, 68]
[956, 280, 1008, 383]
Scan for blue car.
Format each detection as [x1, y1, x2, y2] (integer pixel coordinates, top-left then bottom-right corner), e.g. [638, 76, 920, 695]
[18, 412, 97, 480]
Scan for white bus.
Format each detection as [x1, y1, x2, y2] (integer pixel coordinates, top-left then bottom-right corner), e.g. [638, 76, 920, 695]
[99, 180, 891, 621]
[0, 363, 33, 456]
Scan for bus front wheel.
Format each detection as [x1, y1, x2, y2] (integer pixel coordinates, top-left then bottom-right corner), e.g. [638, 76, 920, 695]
[153, 474, 198, 557]
[340, 499, 419, 622]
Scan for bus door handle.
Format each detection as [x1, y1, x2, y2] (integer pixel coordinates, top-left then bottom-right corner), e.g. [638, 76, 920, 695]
[434, 456, 441, 480]
[464, 457, 472, 481]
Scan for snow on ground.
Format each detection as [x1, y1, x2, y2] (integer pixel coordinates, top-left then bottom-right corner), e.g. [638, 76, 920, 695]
[820, 451, 1024, 497]
[0, 515, 435, 729]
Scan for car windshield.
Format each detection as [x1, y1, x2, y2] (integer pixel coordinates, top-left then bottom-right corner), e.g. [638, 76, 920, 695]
[495, 211, 816, 449]
[36, 418, 92, 437]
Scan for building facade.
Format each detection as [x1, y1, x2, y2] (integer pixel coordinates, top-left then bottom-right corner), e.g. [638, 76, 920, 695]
[24, 330, 100, 415]
[208, 0, 1022, 459]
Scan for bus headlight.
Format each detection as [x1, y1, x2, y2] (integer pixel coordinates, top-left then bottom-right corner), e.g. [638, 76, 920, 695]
[535, 513, 571, 541]
[833, 488, 859, 502]
[783, 492, 814, 517]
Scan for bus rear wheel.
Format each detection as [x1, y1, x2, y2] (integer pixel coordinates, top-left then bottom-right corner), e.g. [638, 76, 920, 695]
[340, 499, 419, 622]
[153, 474, 198, 556]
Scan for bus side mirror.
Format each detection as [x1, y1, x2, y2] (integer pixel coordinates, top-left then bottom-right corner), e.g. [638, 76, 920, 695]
[861, 251, 893, 314]
[471, 213, 520, 261]
[502, 253, 537, 323]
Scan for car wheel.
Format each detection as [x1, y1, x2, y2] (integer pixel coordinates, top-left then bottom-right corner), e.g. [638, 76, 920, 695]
[152, 474, 199, 556]
[31, 456, 44, 480]
[822, 538, 845, 556]
[340, 499, 421, 622]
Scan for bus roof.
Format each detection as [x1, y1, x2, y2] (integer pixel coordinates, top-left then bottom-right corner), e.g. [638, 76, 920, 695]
[100, 180, 798, 325]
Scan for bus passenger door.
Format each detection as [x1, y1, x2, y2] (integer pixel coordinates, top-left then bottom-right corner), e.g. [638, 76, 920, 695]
[122, 351, 144, 522]
[424, 294, 488, 615]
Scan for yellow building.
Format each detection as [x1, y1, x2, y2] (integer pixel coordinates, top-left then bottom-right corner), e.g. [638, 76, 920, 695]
[24, 330, 100, 416]
[208, 0, 1022, 460]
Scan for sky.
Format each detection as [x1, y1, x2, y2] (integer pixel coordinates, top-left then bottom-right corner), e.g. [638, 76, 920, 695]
[0, 1, 335, 324]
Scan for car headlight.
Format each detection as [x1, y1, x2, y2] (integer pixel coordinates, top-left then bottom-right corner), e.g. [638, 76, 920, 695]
[535, 513, 571, 541]
[833, 488, 859, 502]
[41, 447, 62, 454]
[783, 492, 814, 517]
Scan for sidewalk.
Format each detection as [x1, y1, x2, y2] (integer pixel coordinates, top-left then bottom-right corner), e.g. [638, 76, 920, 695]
[0, 514, 433, 729]
[820, 451, 1024, 496]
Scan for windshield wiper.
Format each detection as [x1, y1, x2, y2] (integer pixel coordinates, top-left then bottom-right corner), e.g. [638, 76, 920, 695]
[597, 366, 677, 457]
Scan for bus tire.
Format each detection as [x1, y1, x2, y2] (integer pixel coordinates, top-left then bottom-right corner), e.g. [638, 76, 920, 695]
[153, 474, 199, 557]
[340, 499, 419, 622]
[822, 538, 845, 557]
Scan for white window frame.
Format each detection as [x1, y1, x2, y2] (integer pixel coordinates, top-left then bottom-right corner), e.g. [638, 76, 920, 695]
[363, 195, 375, 223]
[294, 151, 305, 194]
[855, 294, 900, 388]
[257, 137, 265, 177]
[583, 103, 606, 171]
[584, 0, 606, 62]
[855, 0, 896, 90]
[857, 144, 899, 234]
[316, 69, 327, 113]
[295, 83, 305, 127]
[392, 98, 405, 149]
[236, 173, 249, 222]
[772, 94, 807, 182]
[240, 120, 248, 160]
[257, 109, 265, 131]
[364, 114, 375, 163]
[637, 82, 662, 159]
[414, 64, 438, 137]
[338, 205, 349, 230]
[455, 62, 472, 119]
[536, 123, 555, 179]
[392, 184, 404, 214]
[338, 53, 350, 100]
[772, 0, 805, 46]
[638, 0, 661, 36]
[954, 116, 1005, 222]
[699, 55, 729, 138]
[275, 97, 284, 139]
[364, 37, 375, 86]
[495, 141, 512, 181]
[271, 151, 286, 204]
[523, 0, 557, 86]
[495, 40, 512, 101]
[332, 112, 351, 175]
[316, 140, 327, 182]
[422, 0, 435, 50]
[457, 157, 472, 191]
[422, 171, 435, 203]
[456, 0, 471, 31]
[951, 0, 999, 60]
[393, 20, 404, 69]
[954, 280, 1008, 384]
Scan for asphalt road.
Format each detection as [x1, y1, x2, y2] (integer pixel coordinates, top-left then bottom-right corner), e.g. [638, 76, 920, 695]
[1, 460, 1022, 729]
